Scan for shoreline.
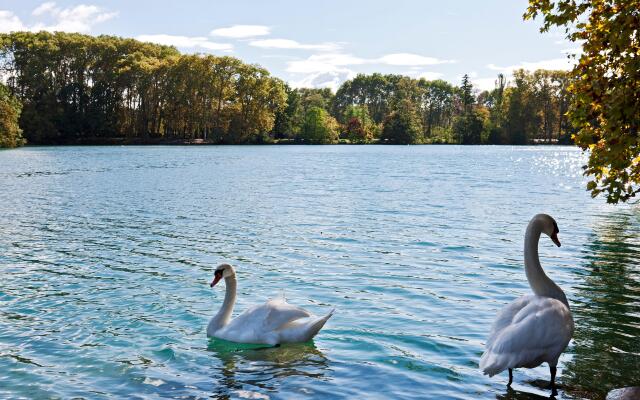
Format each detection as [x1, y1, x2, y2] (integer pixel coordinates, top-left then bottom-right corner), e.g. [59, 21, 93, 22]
[17, 138, 566, 147]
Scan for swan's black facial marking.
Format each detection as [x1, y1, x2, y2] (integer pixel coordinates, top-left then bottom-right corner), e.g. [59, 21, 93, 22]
[211, 269, 224, 287]
[550, 220, 561, 247]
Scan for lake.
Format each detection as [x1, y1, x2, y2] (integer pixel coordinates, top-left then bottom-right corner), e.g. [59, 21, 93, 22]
[0, 145, 638, 399]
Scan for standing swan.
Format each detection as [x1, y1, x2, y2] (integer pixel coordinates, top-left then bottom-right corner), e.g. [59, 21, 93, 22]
[480, 214, 574, 396]
[207, 264, 334, 345]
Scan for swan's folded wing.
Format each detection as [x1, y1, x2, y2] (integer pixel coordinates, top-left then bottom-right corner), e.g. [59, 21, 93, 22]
[486, 295, 535, 348]
[261, 298, 312, 332]
[481, 297, 573, 375]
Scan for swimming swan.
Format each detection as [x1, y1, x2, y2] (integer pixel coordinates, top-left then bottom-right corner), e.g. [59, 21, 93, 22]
[480, 214, 574, 396]
[207, 264, 334, 345]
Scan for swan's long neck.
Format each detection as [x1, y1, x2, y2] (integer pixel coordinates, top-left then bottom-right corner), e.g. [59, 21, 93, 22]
[524, 221, 569, 308]
[208, 276, 237, 334]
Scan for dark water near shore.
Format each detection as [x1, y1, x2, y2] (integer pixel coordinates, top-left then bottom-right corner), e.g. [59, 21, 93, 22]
[0, 145, 638, 399]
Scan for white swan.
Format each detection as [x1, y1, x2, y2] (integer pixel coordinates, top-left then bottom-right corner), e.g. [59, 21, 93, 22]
[207, 264, 334, 345]
[480, 214, 574, 395]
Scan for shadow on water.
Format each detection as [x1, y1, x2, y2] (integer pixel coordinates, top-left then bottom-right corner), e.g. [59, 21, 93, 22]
[563, 209, 640, 399]
[206, 338, 330, 399]
[496, 386, 556, 400]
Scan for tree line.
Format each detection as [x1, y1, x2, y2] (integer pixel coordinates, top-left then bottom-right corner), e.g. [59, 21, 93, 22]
[1, 31, 572, 147]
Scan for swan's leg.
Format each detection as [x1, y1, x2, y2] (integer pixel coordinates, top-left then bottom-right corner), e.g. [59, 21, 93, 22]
[549, 366, 557, 396]
[508, 368, 513, 386]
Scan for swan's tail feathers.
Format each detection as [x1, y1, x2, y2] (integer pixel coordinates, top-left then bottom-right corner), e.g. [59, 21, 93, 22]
[479, 350, 507, 377]
[294, 308, 335, 342]
[277, 308, 334, 343]
[302, 308, 334, 342]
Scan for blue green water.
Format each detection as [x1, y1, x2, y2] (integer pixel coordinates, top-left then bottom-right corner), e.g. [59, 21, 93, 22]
[0, 146, 638, 399]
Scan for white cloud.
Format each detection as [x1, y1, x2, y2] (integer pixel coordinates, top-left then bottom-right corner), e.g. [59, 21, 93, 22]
[249, 38, 340, 51]
[377, 53, 454, 66]
[210, 25, 270, 38]
[416, 71, 444, 80]
[32, 3, 117, 33]
[286, 53, 366, 74]
[402, 69, 444, 80]
[32, 2, 56, 16]
[136, 34, 232, 51]
[0, 3, 117, 34]
[0, 10, 26, 33]
[477, 56, 577, 92]
[487, 57, 575, 74]
[471, 77, 500, 92]
[286, 51, 452, 75]
[290, 69, 356, 92]
[286, 53, 363, 90]
[286, 51, 452, 89]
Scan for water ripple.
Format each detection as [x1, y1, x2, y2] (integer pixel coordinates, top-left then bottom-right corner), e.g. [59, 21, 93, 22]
[0, 145, 638, 399]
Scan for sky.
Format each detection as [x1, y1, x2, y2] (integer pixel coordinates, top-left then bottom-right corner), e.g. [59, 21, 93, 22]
[0, 0, 578, 91]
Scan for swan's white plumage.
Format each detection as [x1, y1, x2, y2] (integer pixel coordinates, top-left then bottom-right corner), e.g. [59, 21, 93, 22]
[207, 265, 333, 345]
[480, 214, 574, 386]
[480, 294, 573, 376]
[212, 298, 332, 345]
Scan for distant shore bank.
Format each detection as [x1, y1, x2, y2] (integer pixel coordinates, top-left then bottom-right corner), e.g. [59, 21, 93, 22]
[20, 138, 563, 146]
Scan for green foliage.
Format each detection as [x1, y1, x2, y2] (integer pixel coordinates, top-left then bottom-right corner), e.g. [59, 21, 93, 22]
[0, 31, 576, 149]
[271, 87, 336, 141]
[460, 74, 474, 111]
[272, 85, 301, 139]
[454, 108, 487, 145]
[504, 71, 536, 145]
[298, 88, 335, 112]
[342, 105, 375, 143]
[453, 76, 485, 144]
[416, 79, 457, 140]
[332, 71, 570, 146]
[299, 106, 339, 144]
[0, 82, 24, 148]
[526, 0, 640, 203]
[334, 73, 398, 124]
[480, 74, 508, 144]
[381, 100, 424, 144]
[0, 31, 286, 144]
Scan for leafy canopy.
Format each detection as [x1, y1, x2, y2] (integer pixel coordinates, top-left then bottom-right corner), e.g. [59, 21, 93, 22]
[343, 105, 375, 143]
[525, 0, 640, 203]
[300, 106, 339, 144]
[381, 99, 424, 144]
[0, 82, 24, 148]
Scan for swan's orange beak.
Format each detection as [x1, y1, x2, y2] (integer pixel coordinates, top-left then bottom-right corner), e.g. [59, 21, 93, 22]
[210, 271, 223, 287]
[551, 232, 561, 247]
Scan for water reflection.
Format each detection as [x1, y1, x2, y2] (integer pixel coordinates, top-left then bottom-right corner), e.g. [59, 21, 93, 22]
[563, 209, 640, 399]
[207, 339, 330, 398]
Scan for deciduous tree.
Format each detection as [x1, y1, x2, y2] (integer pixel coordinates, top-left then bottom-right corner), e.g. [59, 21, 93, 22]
[342, 105, 375, 143]
[526, 0, 640, 203]
[381, 100, 424, 144]
[0, 82, 23, 148]
[300, 106, 339, 144]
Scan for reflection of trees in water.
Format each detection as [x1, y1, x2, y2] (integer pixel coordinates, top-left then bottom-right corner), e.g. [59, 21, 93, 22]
[563, 210, 640, 399]
[206, 339, 330, 399]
